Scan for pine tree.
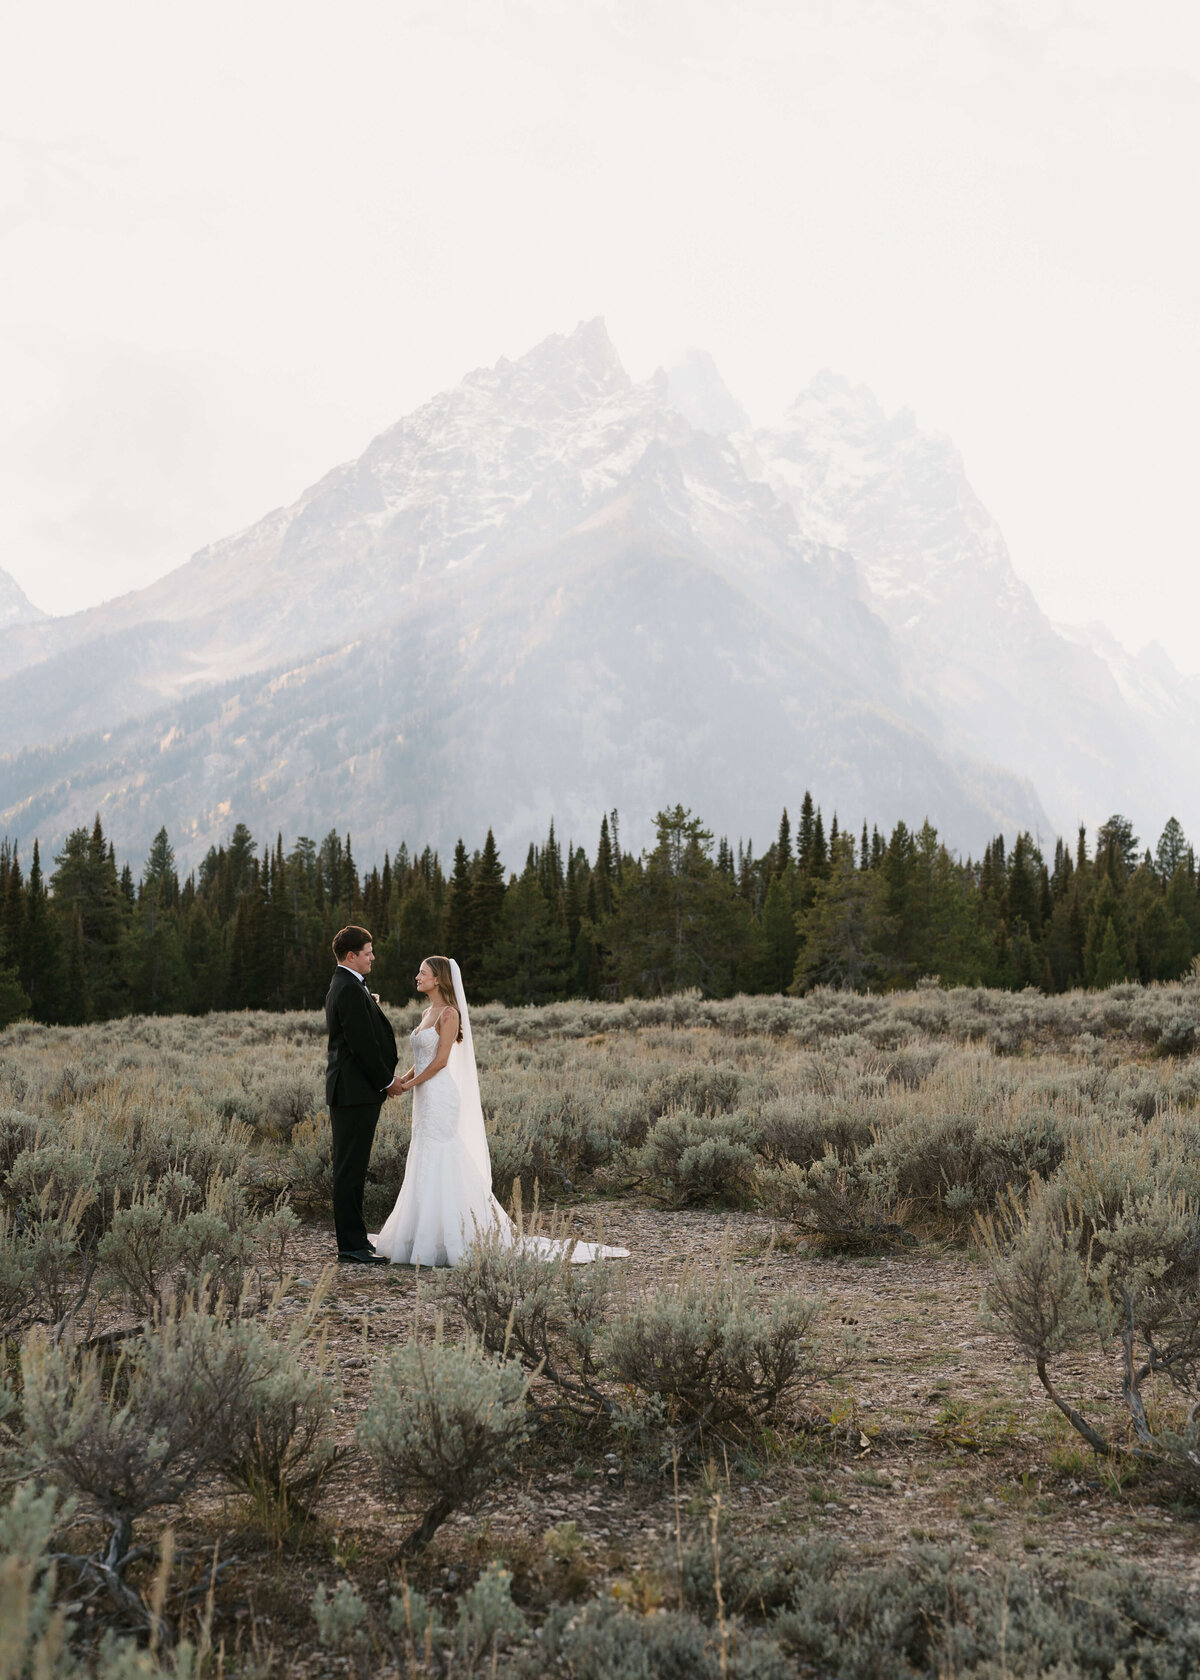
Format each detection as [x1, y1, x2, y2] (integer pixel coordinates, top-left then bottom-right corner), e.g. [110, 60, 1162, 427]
[50, 818, 126, 1017]
[129, 830, 188, 1015]
[1091, 917, 1125, 988]
[594, 815, 616, 916]
[379, 853, 393, 935]
[388, 875, 441, 1004]
[760, 874, 798, 992]
[471, 830, 507, 972]
[481, 863, 574, 1005]
[563, 844, 589, 948]
[343, 833, 361, 911]
[609, 810, 624, 884]
[606, 806, 752, 997]
[792, 833, 891, 993]
[0, 963, 30, 1028]
[811, 811, 828, 880]
[537, 820, 564, 907]
[63, 907, 91, 1025]
[774, 809, 792, 877]
[796, 793, 816, 876]
[1096, 815, 1139, 883]
[2, 842, 22, 966]
[228, 822, 258, 898]
[20, 840, 47, 1014]
[1156, 817, 1189, 880]
[445, 839, 474, 966]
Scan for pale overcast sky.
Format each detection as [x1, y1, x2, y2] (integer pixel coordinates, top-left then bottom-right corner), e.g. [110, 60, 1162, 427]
[2, 0, 1197, 670]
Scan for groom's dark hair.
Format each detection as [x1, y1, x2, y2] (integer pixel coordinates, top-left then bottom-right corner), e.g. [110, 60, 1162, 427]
[332, 925, 373, 960]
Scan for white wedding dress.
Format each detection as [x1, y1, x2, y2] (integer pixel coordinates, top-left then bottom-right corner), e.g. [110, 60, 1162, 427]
[370, 960, 628, 1267]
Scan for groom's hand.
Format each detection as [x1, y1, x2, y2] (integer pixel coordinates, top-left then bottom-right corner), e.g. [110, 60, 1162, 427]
[384, 1076, 405, 1098]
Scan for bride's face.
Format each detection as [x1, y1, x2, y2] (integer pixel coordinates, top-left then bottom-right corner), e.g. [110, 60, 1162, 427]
[415, 960, 435, 997]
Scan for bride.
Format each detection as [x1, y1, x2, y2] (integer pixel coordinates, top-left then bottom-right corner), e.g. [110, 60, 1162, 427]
[370, 955, 628, 1267]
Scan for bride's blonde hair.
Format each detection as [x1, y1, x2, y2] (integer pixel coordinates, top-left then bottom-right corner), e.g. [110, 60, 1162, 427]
[423, 955, 464, 1041]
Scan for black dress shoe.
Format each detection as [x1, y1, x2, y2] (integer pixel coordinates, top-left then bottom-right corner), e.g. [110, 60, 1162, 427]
[338, 1248, 389, 1265]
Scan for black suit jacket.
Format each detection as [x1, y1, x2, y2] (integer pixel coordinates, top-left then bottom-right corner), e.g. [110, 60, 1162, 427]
[325, 967, 400, 1108]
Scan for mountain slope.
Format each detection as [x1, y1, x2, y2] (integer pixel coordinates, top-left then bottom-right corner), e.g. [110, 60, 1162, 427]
[0, 566, 45, 631]
[0, 323, 1046, 864]
[748, 374, 1200, 843]
[0, 521, 1043, 865]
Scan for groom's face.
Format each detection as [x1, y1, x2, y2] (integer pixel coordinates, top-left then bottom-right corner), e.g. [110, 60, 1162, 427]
[343, 942, 374, 975]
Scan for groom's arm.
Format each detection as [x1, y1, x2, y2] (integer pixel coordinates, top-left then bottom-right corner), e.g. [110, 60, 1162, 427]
[335, 983, 396, 1091]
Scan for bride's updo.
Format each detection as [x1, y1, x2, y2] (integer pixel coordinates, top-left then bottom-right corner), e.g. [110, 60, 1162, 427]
[424, 955, 464, 1042]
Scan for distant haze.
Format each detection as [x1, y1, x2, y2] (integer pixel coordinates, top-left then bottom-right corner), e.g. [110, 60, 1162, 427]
[1, 1, 1197, 672]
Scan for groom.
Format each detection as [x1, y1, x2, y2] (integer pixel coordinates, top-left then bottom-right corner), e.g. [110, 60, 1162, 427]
[325, 925, 402, 1264]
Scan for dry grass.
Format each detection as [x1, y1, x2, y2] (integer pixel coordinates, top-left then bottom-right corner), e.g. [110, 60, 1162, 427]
[2, 981, 1200, 1676]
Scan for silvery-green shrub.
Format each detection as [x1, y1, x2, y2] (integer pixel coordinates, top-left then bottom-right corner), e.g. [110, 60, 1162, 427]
[604, 1267, 839, 1440]
[358, 1335, 528, 1554]
[455, 1562, 525, 1671]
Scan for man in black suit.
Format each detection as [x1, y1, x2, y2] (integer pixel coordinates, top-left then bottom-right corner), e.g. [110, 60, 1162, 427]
[325, 925, 401, 1264]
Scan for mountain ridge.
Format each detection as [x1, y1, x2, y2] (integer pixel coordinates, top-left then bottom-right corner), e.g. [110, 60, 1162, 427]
[0, 319, 1183, 867]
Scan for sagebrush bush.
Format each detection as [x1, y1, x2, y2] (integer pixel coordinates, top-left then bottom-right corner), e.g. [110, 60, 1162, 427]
[0, 1190, 93, 1337]
[455, 1562, 526, 1671]
[637, 1108, 759, 1205]
[604, 1264, 843, 1443]
[216, 1306, 342, 1513]
[312, 1562, 524, 1676]
[984, 1159, 1200, 1488]
[753, 1097, 874, 1169]
[358, 1333, 529, 1554]
[758, 1152, 914, 1253]
[19, 1291, 321, 1634]
[771, 1542, 1200, 1679]
[432, 1229, 612, 1413]
[530, 1595, 790, 1680]
[0, 1483, 75, 1680]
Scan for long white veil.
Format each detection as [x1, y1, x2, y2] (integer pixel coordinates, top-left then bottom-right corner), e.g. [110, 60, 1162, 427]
[447, 958, 492, 1186]
[445, 957, 628, 1264]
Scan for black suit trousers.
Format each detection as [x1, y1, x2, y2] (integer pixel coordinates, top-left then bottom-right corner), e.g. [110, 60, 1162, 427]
[330, 1102, 382, 1254]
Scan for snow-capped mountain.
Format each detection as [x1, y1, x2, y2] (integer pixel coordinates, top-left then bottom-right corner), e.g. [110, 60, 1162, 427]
[0, 566, 44, 631]
[748, 374, 1200, 845]
[0, 321, 1049, 866]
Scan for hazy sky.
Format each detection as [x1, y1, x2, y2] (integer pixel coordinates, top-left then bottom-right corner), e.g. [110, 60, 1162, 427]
[2, 0, 1198, 670]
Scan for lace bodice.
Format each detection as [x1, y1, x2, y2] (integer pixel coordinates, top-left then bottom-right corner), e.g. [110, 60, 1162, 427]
[411, 1023, 440, 1075]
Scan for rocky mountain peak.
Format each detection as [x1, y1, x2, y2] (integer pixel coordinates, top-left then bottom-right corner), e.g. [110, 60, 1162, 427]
[786, 369, 889, 433]
[0, 566, 45, 630]
[662, 348, 750, 437]
[478, 316, 630, 415]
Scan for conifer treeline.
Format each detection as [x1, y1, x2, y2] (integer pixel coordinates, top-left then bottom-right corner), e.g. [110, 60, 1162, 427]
[0, 799, 1197, 1025]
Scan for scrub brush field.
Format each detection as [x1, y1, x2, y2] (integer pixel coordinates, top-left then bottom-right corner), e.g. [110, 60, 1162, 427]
[3, 979, 1200, 1678]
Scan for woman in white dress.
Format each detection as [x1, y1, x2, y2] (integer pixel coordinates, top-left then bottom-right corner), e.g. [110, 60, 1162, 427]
[371, 955, 627, 1267]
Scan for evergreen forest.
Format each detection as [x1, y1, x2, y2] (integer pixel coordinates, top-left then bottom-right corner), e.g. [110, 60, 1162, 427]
[1, 798, 1197, 1026]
